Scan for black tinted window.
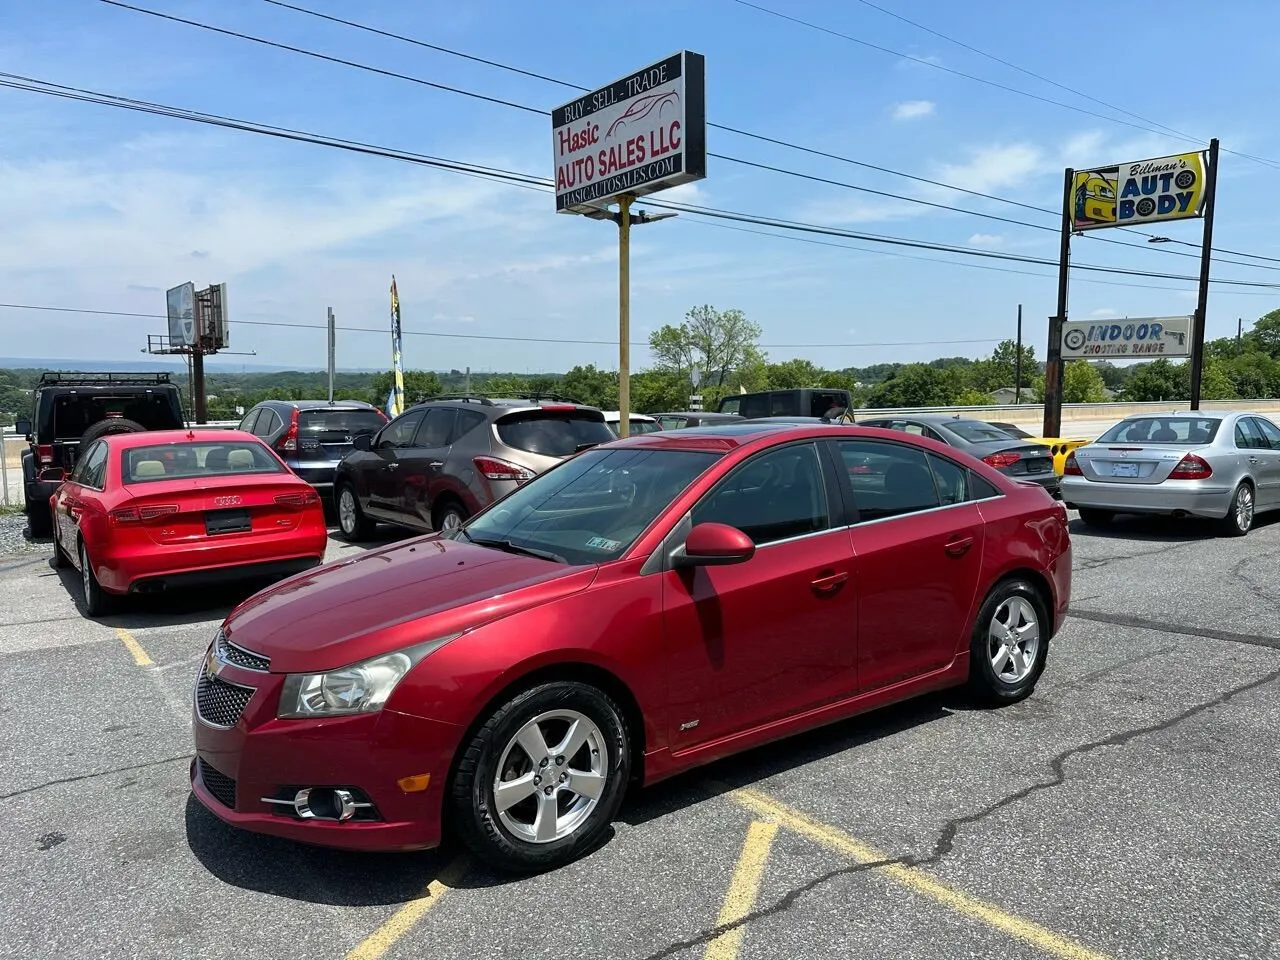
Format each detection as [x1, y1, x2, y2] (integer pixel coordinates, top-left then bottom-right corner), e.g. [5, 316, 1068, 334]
[298, 409, 385, 437]
[1235, 419, 1264, 449]
[692, 443, 829, 545]
[1253, 417, 1280, 450]
[51, 394, 177, 439]
[455, 409, 488, 439]
[940, 419, 1021, 443]
[836, 440, 940, 521]
[495, 412, 614, 457]
[73, 440, 108, 487]
[380, 410, 425, 447]
[416, 408, 457, 447]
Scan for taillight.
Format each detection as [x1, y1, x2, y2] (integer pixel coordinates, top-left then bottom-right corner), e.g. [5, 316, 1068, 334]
[982, 452, 1022, 468]
[36, 444, 53, 465]
[1063, 453, 1082, 476]
[1169, 454, 1213, 480]
[111, 504, 179, 524]
[275, 491, 320, 506]
[474, 456, 535, 482]
[278, 408, 300, 453]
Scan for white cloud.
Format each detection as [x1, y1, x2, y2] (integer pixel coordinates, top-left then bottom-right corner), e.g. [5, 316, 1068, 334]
[892, 100, 936, 121]
[967, 233, 1003, 247]
[1089, 307, 1119, 318]
[933, 144, 1044, 194]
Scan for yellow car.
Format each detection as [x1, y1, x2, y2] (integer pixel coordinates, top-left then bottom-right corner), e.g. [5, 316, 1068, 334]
[1073, 172, 1116, 226]
[990, 423, 1092, 475]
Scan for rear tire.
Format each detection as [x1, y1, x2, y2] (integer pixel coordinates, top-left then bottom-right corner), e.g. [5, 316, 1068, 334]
[1220, 482, 1254, 538]
[77, 417, 145, 458]
[26, 499, 52, 538]
[450, 682, 630, 874]
[1077, 508, 1113, 527]
[78, 541, 114, 618]
[336, 483, 375, 542]
[52, 524, 69, 568]
[967, 578, 1050, 706]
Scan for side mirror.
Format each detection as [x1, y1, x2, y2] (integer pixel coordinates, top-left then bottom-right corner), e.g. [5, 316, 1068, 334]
[675, 522, 755, 568]
[352, 433, 373, 451]
[15, 418, 32, 437]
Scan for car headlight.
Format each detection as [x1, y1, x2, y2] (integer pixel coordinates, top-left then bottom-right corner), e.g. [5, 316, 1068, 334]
[277, 634, 461, 719]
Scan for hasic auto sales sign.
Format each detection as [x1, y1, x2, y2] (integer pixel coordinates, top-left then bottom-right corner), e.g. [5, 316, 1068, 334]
[552, 51, 706, 214]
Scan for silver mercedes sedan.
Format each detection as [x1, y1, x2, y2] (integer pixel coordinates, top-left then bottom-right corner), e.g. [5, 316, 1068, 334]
[1060, 410, 1280, 536]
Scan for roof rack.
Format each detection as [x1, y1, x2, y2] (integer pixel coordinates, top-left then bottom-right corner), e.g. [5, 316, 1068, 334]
[38, 371, 173, 386]
[419, 393, 495, 406]
[418, 393, 586, 406]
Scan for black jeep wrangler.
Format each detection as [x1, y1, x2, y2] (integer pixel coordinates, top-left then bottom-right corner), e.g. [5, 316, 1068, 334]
[16, 372, 186, 537]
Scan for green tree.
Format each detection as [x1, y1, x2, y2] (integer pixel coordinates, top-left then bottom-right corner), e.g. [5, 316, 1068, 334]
[1062, 360, 1108, 403]
[970, 339, 1037, 392]
[559, 364, 619, 408]
[764, 358, 822, 389]
[1244, 308, 1280, 358]
[370, 369, 443, 406]
[630, 370, 689, 413]
[866, 364, 960, 408]
[954, 388, 996, 406]
[1120, 359, 1188, 402]
[648, 305, 764, 389]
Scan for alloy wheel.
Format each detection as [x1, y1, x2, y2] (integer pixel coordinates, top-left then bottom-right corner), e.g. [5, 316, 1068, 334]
[988, 595, 1041, 684]
[439, 511, 463, 533]
[338, 488, 357, 534]
[492, 710, 608, 844]
[80, 544, 91, 600]
[1235, 485, 1254, 532]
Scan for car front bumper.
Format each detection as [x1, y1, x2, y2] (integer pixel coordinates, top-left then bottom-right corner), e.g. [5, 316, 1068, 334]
[191, 657, 458, 852]
[1060, 476, 1234, 519]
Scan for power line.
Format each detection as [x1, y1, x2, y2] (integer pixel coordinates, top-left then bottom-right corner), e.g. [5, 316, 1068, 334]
[730, 0, 1280, 172]
[107, 0, 1280, 270]
[0, 303, 1004, 349]
[6, 72, 1280, 294]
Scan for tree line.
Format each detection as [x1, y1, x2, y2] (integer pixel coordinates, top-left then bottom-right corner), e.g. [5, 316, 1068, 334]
[3, 307, 1279, 424]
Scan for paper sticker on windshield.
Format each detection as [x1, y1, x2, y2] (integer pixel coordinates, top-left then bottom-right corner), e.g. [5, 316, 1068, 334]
[585, 536, 621, 551]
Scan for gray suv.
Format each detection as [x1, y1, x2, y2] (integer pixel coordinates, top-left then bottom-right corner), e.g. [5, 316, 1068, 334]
[333, 394, 615, 540]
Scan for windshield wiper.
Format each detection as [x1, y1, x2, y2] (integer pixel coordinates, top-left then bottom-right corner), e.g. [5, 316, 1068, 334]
[466, 536, 567, 564]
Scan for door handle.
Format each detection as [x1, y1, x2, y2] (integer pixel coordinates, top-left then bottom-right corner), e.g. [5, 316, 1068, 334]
[810, 570, 849, 595]
[429, 461, 444, 468]
[1249, 456, 1259, 464]
[386, 462, 399, 470]
[944, 535, 974, 557]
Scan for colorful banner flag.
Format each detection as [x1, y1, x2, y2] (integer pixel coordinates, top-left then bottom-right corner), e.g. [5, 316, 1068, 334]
[389, 275, 406, 418]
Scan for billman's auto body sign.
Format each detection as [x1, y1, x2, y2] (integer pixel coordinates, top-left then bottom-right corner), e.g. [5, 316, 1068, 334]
[552, 51, 706, 214]
[1069, 150, 1208, 231]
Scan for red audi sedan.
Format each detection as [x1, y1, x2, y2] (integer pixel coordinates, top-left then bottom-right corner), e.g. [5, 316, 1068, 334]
[51, 429, 328, 616]
[191, 422, 1071, 872]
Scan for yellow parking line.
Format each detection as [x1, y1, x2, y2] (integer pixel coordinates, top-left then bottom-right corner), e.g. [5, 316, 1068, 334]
[732, 789, 1111, 960]
[113, 628, 153, 667]
[705, 819, 779, 960]
[345, 856, 468, 960]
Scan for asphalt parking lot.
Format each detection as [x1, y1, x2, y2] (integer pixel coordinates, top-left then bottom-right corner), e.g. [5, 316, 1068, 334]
[1, 511, 1277, 960]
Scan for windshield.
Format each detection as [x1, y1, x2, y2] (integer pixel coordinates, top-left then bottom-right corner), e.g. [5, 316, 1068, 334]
[940, 419, 1022, 443]
[298, 409, 386, 437]
[122, 440, 286, 484]
[1097, 417, 1222, 444]
[495, 411, 616, 457]
[50, 393, 178, 439]
[455, 447, 720, 565]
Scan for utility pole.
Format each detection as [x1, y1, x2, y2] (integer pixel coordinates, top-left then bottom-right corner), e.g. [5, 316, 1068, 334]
[1043, 169, 1074, 438]
[1237, 317, 1243, 355]
[1014, 303, 1023, 405]
[326, 307, 336, 402]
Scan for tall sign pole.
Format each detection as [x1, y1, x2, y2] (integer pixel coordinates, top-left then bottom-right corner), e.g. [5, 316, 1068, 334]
[1043, 168, 1073, 439]
[551, 51, 706, 440]
[1188, 137, 1220, 410]
[389, 276, 405, 418]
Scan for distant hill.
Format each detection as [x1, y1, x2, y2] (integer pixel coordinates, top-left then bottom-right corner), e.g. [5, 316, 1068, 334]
[0, 356, 389, 374]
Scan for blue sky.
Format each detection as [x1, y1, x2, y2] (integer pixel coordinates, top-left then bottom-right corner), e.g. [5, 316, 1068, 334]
[3, 0, 1279, 374]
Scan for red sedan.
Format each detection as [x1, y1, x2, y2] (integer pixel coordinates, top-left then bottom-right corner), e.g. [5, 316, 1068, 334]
[51, 429, 328, 616]
[191, 422, 1071, 872]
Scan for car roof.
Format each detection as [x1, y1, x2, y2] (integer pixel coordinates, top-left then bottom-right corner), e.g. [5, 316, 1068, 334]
[605, 421, 910, 451]
[103, 428, 262, 448]
[258, 399, 376, 410]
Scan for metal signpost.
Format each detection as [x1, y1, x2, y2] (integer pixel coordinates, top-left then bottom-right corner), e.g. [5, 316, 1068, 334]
[552, 51, 706, 437]
[150, 281, 230, 423]
[1045, 142, 1217, 436]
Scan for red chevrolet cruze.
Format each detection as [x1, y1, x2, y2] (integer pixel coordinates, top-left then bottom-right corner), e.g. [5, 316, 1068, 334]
[191, 422, 1071, 872]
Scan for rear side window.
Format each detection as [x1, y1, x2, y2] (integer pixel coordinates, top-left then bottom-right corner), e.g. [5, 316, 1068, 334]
[495, 412, 615, 457]
[835, 440, 940, 522]
[298, 409, 386, 437]
[122, 442, 285, 484]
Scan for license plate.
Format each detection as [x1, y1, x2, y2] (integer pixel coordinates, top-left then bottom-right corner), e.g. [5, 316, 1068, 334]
[205, 508, 251, 535]
[1028, 458, 1051, 473]
[1111, 462, 1140, 478]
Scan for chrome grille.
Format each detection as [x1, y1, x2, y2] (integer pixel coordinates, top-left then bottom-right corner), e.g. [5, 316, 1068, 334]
[214, 630, 270, 672]
[195, 669, 255, 728]
[198, 758, 236, 809]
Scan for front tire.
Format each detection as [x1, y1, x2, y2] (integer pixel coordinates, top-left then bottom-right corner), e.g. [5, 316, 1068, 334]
[433, 500, 468, 534]
[450, 682, 630, 873]
[967, 579, 1049, 706]
[78, 541, 114, 618]
[336, 483, 375, 542]
[1220, 482, 1254, 538]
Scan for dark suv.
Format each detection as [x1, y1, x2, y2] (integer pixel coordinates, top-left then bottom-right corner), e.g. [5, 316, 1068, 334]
[237, 399, 387, 496]
[17, 372, 185, 537]
[333, 394, 614, 540]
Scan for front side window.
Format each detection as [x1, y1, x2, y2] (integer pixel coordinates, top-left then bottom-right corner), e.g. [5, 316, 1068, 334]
[691, 443, 829, 545]
[456, 448, 720, 565]
[122, 441, 286, 484]
[379, 410, 426, 448]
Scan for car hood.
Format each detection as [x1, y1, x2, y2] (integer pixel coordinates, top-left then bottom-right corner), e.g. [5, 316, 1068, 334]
[222, 536, 598, 673]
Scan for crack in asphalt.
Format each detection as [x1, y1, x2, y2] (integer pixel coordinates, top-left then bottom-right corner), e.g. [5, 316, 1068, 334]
[1070, 609, 1280, 651]
[0, 754, 191, 801]
[637, 667, 1280, 960]
[1072, 538, 1200, 571]
[1231, 549, 1280, 605]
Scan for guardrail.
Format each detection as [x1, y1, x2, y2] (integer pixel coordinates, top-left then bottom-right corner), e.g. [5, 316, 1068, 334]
[851, 398, 1280, 425]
